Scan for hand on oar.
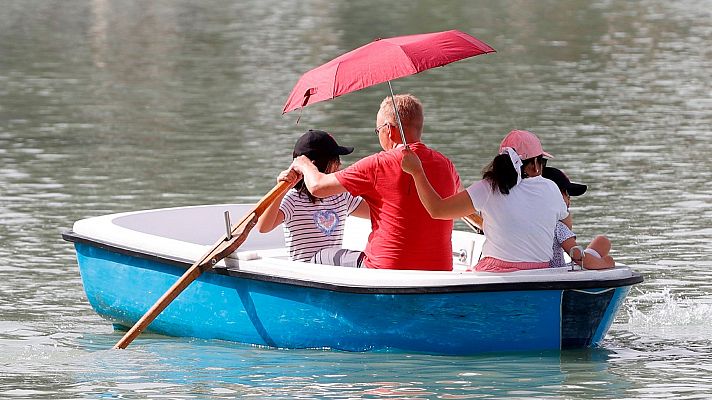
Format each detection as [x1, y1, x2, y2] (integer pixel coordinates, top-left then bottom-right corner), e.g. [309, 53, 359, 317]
[257, 167, 301, 234]
[113, 180, 291, 349]
[277, 167, 301, 187]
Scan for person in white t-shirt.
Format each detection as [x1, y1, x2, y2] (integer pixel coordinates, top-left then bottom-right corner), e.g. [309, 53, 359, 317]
[256, 130, 369, 264]
[401, 129, 568, 272]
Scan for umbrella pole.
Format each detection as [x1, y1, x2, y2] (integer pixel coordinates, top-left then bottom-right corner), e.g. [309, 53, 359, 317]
[387, 81, 408, 146]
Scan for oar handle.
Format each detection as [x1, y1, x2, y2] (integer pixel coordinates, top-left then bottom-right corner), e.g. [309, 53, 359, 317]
[461, 213, 483, 234]
[113, 180, 291, 349]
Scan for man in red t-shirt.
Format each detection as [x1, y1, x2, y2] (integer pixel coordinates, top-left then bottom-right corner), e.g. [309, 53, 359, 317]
[291, 94, 461, 271]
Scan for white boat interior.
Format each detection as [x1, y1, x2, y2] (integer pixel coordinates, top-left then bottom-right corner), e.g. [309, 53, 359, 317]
[70, 204, 638, 288]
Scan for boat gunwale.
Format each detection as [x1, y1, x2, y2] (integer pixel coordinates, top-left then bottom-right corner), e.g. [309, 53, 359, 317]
[63, 230, 644, 295]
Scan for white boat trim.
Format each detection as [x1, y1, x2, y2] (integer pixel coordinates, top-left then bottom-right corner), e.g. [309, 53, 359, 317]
[69, 204, 640, 290]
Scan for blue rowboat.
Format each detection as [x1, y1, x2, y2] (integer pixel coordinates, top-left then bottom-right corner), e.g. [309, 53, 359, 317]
[63, 204, 643, 355]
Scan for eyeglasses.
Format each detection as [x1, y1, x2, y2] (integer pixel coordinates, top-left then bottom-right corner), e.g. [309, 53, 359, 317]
[374, 122, 391, 135]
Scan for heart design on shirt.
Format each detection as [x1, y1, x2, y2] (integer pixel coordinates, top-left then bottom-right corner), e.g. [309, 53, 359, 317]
[313, 210, 339, 236]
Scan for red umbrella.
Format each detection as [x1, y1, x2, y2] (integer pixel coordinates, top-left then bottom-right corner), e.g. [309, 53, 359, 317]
[283, 30, 494, 142]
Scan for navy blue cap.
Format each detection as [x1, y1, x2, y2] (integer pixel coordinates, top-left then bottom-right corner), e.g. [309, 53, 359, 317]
[543, 167, 587, 196]
[293, 129, 354, 159]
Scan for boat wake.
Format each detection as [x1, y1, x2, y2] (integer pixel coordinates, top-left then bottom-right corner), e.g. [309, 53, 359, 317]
[621, 287, 712, 342]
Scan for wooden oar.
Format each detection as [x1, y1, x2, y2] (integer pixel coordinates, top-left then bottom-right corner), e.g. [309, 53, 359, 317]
[113, 180, 291, 349]
[461, 213, 483, 234]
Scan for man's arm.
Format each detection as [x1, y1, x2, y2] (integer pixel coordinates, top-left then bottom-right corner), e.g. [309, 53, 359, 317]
[291, 155, 347, 198]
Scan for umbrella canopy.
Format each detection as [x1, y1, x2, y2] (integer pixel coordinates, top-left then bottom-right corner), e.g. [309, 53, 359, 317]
[282, 30, 495, 114]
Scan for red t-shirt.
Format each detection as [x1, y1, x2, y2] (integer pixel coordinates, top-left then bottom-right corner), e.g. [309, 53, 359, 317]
[335, 142, 461, 271]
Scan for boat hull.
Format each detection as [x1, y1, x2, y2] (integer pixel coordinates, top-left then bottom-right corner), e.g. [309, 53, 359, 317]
[74, 241, 633, 355]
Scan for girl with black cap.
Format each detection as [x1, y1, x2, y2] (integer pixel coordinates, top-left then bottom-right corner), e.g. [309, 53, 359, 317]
[256, 130, 369, 264]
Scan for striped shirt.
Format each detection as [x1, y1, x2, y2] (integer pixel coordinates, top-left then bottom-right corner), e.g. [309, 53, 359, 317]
[280, 189, 363, 262]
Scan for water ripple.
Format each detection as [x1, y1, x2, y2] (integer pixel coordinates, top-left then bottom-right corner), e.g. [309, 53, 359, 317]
[1, 0, 711, 398]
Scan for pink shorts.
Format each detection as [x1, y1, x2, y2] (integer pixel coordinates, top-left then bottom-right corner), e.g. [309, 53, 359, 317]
[471, 257, 549, 273]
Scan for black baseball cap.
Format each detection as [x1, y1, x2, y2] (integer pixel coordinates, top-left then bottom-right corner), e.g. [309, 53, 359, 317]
[292, 129, 354, 159]
[542, 167, 587, 196]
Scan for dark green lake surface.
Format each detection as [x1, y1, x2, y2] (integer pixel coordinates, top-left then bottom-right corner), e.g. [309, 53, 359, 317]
[1, 1, 711, 398]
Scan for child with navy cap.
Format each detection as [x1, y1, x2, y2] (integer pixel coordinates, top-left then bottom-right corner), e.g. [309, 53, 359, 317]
[542, 167, 615, 269]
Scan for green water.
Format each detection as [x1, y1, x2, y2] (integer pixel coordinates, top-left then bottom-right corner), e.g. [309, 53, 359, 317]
[1, 0, 711, 398]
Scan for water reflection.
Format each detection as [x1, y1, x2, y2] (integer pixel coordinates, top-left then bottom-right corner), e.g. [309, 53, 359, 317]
[19, 338, 631, 399]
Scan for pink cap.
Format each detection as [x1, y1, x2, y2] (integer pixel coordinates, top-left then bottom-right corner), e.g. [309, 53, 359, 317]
[499, 130, 553, 160]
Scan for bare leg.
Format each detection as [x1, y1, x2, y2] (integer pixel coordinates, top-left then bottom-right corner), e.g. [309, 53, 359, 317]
[582, 235, 615, 269]
[582, 254, 615, 269]
[587, 235, 611, 257]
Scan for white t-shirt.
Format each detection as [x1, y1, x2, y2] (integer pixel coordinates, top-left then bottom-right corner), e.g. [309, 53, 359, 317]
[280, 189, 363, 262]
[466, 176, 568, 263]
